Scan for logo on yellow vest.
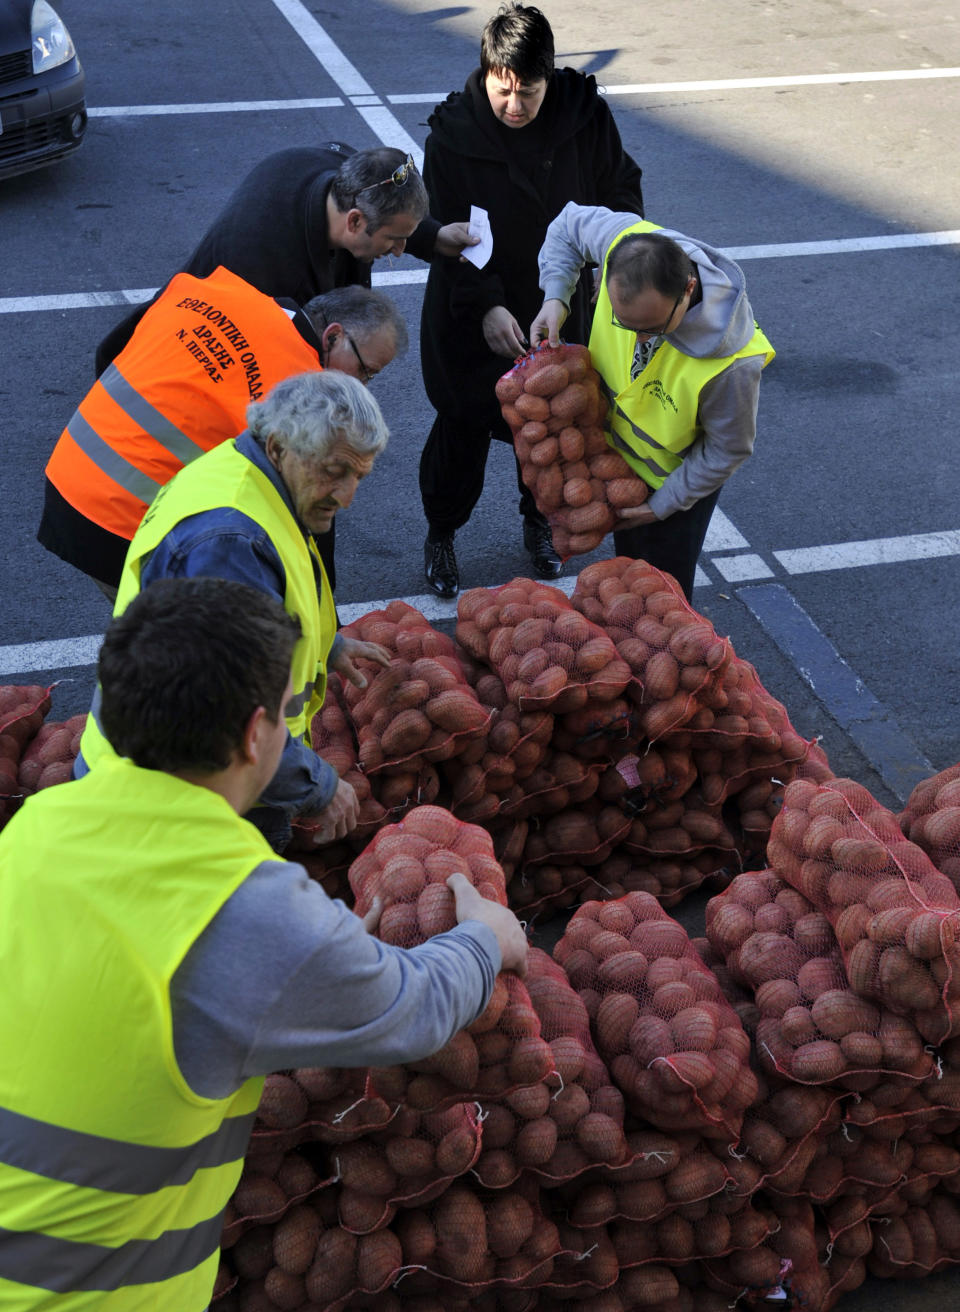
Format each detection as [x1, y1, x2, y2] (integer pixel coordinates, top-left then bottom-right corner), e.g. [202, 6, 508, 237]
[640, 377, 678, 414]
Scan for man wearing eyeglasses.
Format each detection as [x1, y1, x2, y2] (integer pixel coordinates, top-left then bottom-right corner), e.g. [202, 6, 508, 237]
[531, 203, 775, 601]
[39, 277, 405, 599]
[94, 145, 469, 376]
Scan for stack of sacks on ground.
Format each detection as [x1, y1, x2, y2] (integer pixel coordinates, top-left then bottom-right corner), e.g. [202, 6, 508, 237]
[691, 771, 960, 1307]
[11, 597, 960, 1308]
[495, 342, 651, 560]
[214, 824, 805, 1312]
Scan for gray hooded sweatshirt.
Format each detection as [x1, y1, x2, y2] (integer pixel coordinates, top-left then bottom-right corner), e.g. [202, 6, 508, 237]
[538, 203, 768, 519]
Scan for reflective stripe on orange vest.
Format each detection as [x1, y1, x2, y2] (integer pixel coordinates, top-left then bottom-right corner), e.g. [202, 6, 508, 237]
[45, 266, 322, 541]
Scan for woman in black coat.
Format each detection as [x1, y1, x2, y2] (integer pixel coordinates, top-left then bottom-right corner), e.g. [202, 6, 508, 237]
[419, 3, 644, 597]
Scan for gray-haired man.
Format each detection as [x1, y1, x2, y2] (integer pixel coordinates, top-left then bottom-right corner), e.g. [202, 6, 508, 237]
[75, 370, 392, 854]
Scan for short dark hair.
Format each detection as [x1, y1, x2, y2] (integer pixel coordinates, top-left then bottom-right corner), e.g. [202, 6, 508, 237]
[606, 232, 696, 300]
[99, 578, 300, 774]
[480, 4, 554, 83]
[329, 147, 428, 232]
[303, 286, 409, 357]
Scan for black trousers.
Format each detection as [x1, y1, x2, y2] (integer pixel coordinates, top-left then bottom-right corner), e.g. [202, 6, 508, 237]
[419, 412, 542, 537]
[612, 485, 722, 604]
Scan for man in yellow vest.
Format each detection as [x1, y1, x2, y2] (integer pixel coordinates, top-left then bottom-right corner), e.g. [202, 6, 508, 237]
[531, 203, 775, 600]
[76, 369, 391, 852]
[0, 575, 528, 1310]
[38, 275, 406, 599]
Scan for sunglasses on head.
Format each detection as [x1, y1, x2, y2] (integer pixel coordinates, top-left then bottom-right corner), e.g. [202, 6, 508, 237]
[356, 154, 417, 196]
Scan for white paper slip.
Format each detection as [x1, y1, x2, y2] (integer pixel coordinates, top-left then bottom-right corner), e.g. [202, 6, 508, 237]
[463, 205, 493, 269]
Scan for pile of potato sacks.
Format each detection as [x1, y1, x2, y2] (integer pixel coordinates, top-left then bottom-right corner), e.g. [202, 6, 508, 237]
[5, 558, 960, 1312]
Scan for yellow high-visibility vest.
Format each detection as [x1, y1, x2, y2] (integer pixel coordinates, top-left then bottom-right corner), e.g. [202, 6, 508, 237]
[79, 438, 337, 771]
[589, 220, 775, 488]
[0, 756, 275, 1308]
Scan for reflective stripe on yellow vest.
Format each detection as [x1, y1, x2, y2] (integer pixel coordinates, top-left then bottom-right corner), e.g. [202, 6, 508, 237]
[78, 439, 337, 773]
[588, 220, 775, 488]
[0, 757, 273, 1308]
[45, 266, 322, 540]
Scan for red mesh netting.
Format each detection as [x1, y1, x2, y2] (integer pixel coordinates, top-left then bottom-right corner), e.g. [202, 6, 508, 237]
[326, 1101, 483, 1233]
[474, 948, 629, 1190]
[456, 578, 632, 714]
[496, 342, 650, 560]
[554, 893, 757, 1140]
[767, 776, 960, 1044]
[0, 684, 53, 828]
[347, 807, 556, 1111]
[866, 1183, 960, 1280]
[706, 868, 938, 1090]
[900, 763, 960, 893]
[339, 601, 491, 777]
[571, 557, 730, 742]
[16, 712, 85, 795]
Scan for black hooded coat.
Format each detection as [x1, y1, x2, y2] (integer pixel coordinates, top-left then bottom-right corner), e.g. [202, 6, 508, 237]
[419, 67, 644, 425]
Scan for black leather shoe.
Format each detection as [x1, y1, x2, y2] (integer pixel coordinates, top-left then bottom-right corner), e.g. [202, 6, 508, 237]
[523, 518, 562, 579]
[424, 533, 459, 597]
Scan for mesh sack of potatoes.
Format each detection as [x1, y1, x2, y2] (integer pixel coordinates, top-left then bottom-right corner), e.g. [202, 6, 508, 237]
[706, 868, 937, 1091]
[347, 806, 558, 1111]
[741, 1194, 858, 1312]
[495, 342, 651, 560]
[473, 947, 629, 1190]
[379, 1175, 567, 1294]
[441, 702, 554, 826]
[506, 857, 596, 918]
[521, 799, 633, 870]
[315, 1101, 483, 1236]
[338, 602, 491, 777]
[457, 578, 633, 715]
[0, 684, 53, 828]
[292, 683, 387, 844]
[245, 1066, 401, 1155]
[865, 1185, 960, 1280]
[563, 1127, 732, 1228]
[571, 557, 732, 742]
[221, 1144, 334, 1254]
[614, 780, 740, 867]
[16, 712, 86, 795]
[523, 1202, 621, 1298]
[767, 776, 960, 1044]
[684, 654, 815, 800]
[797, 1118, 920, 1207]
[606, 1197, 779, 1279]
[576, 847, 734, 910]
[731, 1077, 846, 1201]
[554, 892, 758, 1140]
[899, 762, 960, 893]
[499, 746, 603, 822]
[549, 695, 636, 764]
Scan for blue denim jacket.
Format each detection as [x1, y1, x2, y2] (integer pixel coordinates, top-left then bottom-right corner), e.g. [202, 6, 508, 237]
[79, 432, 343, 829]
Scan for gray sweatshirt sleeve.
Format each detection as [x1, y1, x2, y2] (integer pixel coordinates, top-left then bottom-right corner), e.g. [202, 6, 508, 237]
[646, 354, 765, 518]
[538, 203, 644, 308]
[171, 860, 502, 1099]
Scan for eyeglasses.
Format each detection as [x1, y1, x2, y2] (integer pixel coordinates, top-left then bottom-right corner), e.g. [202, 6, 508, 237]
[345, 331, 376, 384]
[611, 284, 687, 338]
[356, 154, 416, 196]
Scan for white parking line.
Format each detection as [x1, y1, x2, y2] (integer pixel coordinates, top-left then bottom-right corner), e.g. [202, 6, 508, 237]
[265, 0, 424, 167]
[87, 66, 960, 116]
[4, 231, 958, 316]
[775, 531, 960, 574]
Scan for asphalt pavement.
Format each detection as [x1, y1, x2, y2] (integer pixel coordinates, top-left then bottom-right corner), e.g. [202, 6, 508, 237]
[1, 2, 959, 1305]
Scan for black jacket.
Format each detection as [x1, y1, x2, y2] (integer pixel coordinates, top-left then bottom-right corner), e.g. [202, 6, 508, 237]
[95, 144, 439, 376]
[419, 67, 644, 422]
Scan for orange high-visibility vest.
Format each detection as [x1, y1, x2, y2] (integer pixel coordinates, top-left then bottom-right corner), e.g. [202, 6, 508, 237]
[45, 266, 322, 540]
